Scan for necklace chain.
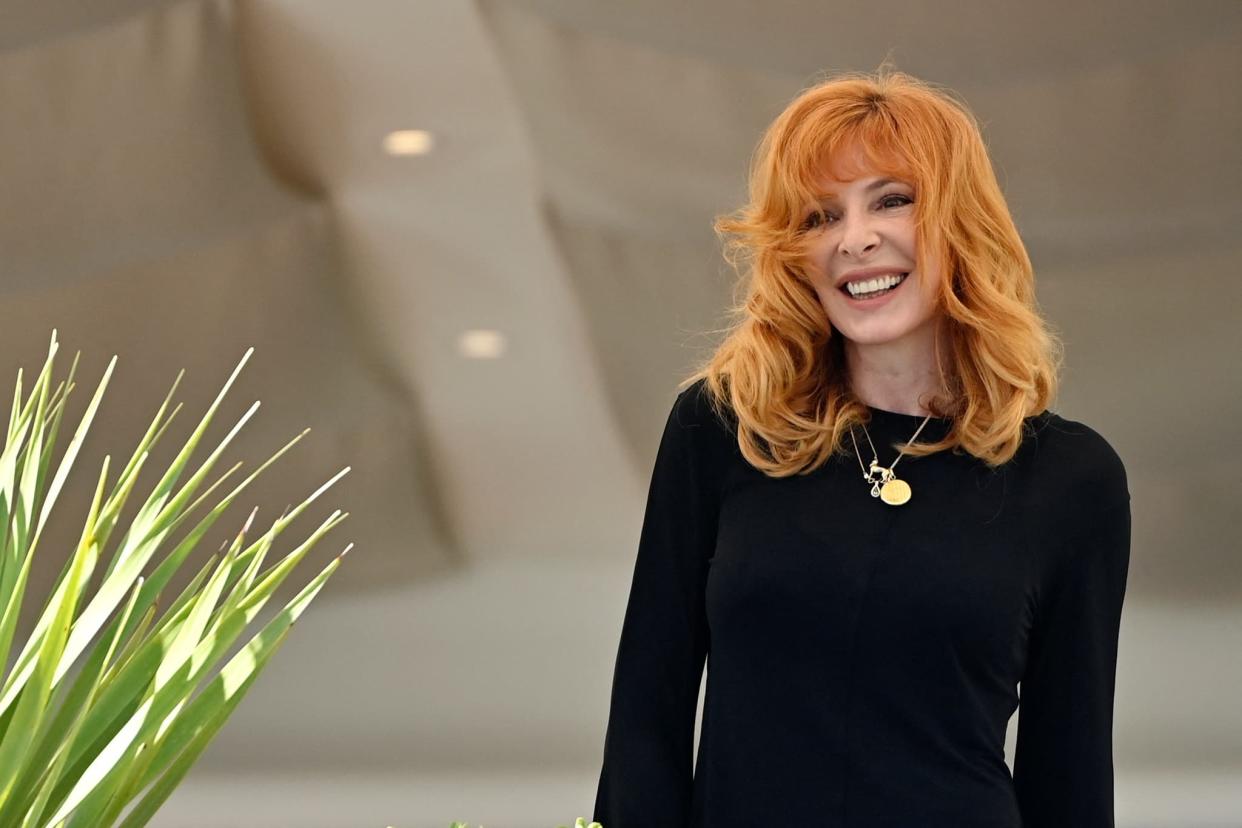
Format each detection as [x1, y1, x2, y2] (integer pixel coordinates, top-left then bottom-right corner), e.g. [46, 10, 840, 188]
[848, 411, 934, 504]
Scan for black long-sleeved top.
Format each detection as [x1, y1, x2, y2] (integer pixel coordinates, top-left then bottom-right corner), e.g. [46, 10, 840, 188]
[593, 378, 1131, 827]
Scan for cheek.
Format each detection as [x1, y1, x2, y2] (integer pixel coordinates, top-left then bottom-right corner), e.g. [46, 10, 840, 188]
[803, 260, 836, 300]
[812, 282, 839, 311]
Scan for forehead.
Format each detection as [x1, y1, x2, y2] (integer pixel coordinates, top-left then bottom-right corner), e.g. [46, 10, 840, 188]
[809, 140, 913, 196]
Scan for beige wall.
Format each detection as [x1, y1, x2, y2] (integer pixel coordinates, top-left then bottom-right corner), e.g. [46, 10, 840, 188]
[2, 1, 1239, 825]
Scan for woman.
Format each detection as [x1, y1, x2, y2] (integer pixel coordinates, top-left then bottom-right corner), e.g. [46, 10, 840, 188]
[592, 68, 1131, 827]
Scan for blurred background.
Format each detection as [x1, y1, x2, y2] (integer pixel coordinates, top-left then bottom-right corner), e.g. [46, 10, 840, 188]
[1, 0, 1240, 825]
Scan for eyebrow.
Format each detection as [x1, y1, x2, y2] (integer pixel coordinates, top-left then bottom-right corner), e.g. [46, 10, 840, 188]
[814, 177, 907, 201]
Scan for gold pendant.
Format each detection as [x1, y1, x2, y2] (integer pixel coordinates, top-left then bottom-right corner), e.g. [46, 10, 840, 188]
[879, 477, 912, 506]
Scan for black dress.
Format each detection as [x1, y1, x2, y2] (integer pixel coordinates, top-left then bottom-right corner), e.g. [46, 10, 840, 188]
[592, 378, 1131, 828]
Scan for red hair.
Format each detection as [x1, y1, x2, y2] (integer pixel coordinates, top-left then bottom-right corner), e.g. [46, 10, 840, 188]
[686, 66, 1061, 474]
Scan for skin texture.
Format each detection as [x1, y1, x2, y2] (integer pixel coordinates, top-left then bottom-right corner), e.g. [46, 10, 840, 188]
[800, 142, 949, 416]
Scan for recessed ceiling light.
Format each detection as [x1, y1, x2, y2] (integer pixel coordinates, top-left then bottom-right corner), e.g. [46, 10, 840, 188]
[383, 130, 434, 156]
[457, 329, 507, 359]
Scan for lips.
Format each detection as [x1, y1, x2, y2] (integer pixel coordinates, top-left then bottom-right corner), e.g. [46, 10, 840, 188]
[839, 271, 909, 294]
[839, 271, 909, 304]
[835, 268, 911, 291]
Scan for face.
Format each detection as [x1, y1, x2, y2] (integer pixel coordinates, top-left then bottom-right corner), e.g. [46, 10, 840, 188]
[799, 144, 944, 348]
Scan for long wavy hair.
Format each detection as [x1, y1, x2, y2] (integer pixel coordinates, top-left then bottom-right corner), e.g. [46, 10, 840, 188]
[684, 67, 1062, 476]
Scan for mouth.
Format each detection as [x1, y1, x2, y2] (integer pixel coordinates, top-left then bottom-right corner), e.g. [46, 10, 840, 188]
[839, 272, 909, 302]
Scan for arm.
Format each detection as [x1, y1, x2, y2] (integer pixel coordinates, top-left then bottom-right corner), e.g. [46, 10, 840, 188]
[592, 387, 719, 828]
[1013, 495, 1132, 827]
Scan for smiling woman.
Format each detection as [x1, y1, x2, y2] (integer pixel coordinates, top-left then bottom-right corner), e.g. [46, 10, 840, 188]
[593, 65, 1131, 828]
[799, 152, 942, 357]
[692, 65, 1061, 469]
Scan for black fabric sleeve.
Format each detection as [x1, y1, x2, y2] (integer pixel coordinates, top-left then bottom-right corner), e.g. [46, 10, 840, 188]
[592, 386, 719, 828]
[1013, 491, 1132, 827]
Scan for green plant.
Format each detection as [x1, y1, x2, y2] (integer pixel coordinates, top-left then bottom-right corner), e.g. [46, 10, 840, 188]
[0, 330, 350, 826]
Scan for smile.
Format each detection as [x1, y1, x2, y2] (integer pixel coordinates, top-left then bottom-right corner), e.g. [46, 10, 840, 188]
[840, 272, 908, 302]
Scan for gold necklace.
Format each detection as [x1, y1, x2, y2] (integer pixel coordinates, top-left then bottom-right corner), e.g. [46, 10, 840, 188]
[848, 413, 934, 506]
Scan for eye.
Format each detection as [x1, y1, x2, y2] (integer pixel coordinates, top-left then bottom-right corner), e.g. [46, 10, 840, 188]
[880, 193, 913, 209]
[799, 210, 836, 232]
[799, 193, 912, 232]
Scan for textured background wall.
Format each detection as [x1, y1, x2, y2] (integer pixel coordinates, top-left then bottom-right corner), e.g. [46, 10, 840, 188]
[1, 1, 1238, 825]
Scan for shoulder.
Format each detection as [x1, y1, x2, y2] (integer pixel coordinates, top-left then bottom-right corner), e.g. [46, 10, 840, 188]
[671, 377, 737, 436]
[1021, 410, 1130, 513]
[665, 377, 741, 466]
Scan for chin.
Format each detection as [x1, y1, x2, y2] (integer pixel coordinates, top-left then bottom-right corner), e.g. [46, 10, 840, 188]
[838, 328, 914, 346]
[829, 315, 913, 343]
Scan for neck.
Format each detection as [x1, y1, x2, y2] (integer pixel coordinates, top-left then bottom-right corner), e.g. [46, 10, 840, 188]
[844, 317, 947, 417]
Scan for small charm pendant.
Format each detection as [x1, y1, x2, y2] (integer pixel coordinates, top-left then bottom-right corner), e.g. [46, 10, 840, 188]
[866, 460, 890, 498]
[879, 477, 912, 506]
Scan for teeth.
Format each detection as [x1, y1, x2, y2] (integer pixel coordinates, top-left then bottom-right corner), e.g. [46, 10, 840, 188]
[847, 273, 906, 297]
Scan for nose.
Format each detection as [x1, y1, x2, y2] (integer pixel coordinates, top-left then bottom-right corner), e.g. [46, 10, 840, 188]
[838, 210, 880, 258]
